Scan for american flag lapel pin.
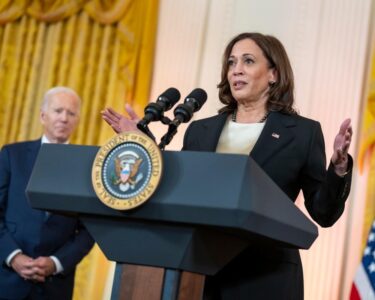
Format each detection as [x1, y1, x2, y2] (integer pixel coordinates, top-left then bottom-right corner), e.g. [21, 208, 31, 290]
[271, 132, 280, 139]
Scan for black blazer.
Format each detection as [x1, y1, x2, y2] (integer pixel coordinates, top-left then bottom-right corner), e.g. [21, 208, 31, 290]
[182, 112, 352, 300]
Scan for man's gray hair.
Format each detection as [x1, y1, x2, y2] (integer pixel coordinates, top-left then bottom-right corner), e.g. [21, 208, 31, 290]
[41, 86, 82, 112]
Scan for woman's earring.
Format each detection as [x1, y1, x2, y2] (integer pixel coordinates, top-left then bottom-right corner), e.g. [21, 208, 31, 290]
[269, 81, 276, 86]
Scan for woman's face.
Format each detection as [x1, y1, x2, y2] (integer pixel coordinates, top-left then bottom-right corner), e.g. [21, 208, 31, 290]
[227, 38, 276, 104]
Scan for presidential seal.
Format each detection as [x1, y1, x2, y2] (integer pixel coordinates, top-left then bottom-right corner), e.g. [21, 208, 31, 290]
[92, 132, 163, 210]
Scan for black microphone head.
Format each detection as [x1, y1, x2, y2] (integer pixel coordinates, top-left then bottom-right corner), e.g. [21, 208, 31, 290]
[184, 88, 207, 112]
[157, 87, 181, 111]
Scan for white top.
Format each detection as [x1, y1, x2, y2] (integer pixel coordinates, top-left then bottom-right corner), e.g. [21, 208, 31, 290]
[216, 118, 265, 155]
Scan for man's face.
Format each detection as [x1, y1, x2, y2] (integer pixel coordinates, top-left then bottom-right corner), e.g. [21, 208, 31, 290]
[40, 92, 80, 143]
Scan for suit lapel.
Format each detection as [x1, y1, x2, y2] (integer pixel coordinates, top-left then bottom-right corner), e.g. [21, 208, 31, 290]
[26, 140, 41, 173]
[26, 140, 47, 221]
[251, 112, 296, 167]
[198, 113, 228, 151]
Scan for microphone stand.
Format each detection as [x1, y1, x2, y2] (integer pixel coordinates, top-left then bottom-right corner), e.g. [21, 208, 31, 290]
[136, 122, 156, 142]
[158, 119, 181, 151]
[137, 116, 174, 149]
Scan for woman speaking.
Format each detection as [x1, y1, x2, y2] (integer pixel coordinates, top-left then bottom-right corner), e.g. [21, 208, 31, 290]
[102, 32, 353, 300]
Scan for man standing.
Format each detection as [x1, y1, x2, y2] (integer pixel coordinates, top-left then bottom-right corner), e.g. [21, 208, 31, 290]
[0, 87, 94, 299]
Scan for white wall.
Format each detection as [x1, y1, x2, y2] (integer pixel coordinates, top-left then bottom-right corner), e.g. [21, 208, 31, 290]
[150, 0, 374, 299]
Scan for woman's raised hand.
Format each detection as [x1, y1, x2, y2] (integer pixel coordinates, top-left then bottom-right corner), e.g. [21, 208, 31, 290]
[101, 104, 140, 133]
[331, 118, 352, 176]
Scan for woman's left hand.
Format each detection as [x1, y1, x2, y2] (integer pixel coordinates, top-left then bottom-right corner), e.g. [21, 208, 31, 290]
[331, 118, 352, 176]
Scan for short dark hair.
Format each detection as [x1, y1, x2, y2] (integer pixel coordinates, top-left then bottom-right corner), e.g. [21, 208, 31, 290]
[218, 32, 297, 115]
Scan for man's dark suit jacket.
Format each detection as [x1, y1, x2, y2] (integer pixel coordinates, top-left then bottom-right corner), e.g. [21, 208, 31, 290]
[0, 140, 94, 299]
[182, 111, 352, 300]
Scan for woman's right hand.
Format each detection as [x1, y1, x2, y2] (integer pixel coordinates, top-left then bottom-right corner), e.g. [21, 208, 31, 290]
[101, 104, 140, 133]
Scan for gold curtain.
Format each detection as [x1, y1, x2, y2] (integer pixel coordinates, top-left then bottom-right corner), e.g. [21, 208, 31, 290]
[0, 0, 159, 299]
[358, 47, 375, 248]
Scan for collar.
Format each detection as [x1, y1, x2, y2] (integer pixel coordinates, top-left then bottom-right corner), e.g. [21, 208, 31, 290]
[41, 135, 69, 145]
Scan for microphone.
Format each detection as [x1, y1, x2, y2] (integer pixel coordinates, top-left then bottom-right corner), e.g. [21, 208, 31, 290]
[172, 88, 207, 126]
[159, 88, 207, 149]
[137, 88, 181, 126]
[137, 88, 180, 140]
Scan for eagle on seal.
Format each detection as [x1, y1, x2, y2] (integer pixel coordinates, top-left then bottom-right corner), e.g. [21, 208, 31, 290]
[114, 151, 143, 191]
